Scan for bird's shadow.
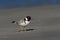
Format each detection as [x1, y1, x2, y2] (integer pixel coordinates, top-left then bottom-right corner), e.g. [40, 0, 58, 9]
[18, 28, 35, 32]
[26, 28, 35, 31]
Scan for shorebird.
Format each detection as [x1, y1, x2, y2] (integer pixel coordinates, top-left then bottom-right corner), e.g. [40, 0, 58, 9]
[12, 16, 31, 31]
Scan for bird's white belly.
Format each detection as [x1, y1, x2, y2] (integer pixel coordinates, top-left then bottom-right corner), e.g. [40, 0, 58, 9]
[19, 21, 30, 26]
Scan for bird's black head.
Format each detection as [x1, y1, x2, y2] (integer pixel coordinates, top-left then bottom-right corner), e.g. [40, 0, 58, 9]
[26, 16, 31, 21]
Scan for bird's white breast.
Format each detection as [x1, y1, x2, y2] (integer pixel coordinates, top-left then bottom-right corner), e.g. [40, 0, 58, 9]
[18, 20, 30, 26]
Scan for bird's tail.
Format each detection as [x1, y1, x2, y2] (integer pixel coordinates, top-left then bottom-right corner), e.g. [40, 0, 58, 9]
[11, 21, 16, 24]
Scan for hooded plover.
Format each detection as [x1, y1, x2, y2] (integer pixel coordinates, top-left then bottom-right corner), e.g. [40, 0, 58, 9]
[12, 16, 31, 31]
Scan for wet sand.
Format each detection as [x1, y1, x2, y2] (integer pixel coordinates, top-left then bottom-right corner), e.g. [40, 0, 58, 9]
[0, 5, 60, 40]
